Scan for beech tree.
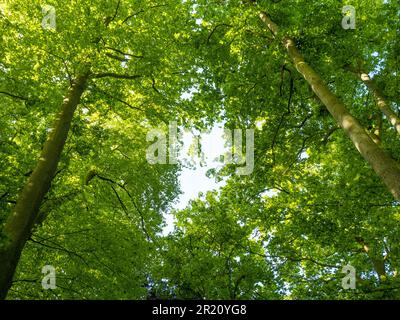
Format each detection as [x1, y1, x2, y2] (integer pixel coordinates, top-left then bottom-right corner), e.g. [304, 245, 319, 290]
[1, 0, 399, 300]
[0, 0, 206, 298]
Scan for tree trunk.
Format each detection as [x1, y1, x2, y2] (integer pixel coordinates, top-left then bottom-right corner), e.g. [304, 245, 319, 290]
[358, 71, 400, 135]
[0, 72, 90, 299]
[356, 237, 386, 280]
[259, 12, 400, 201]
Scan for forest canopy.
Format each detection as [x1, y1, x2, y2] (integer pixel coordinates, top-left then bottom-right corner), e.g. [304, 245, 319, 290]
[0, 0, 399, 300]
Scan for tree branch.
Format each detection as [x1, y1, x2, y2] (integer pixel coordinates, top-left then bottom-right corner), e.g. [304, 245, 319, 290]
[92, 84, 145, 111]
[0, 91, 29, 101]
[105, 46, 144, 59]
[90, 73, 142, 80]
[29, 237, 89, 266]
[122, 4, 168, 25]
[105, 0, 121, 26]
[207, 24, 232, 44]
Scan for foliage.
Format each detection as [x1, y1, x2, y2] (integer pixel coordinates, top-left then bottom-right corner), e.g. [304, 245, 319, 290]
[1, 0, 399, 299]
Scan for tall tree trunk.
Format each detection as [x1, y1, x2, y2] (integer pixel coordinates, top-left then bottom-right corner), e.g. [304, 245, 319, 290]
[259, 12, 400, 201]
[356, 70, 400, 135]
[0, 72, 90, 299]
[356, 237, 386, 280]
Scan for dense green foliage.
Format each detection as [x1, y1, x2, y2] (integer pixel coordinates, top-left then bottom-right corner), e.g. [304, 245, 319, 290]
[0, 0, 399, 299]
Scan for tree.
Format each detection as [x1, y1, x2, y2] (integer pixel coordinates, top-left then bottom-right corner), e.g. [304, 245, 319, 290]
[0, 0, 206, 298]
[154, 0, 400, 299]
[1, 0, 400, 300]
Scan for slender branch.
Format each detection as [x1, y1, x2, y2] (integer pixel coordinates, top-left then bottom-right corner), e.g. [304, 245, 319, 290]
[286, 256, 340, 269]
[122, 4, 168, 25]
[92, 84, 144, 111]
[89, 173, 152, 241]
[0, 91, 29, 101]
[114, 96, 144, 111]
[117, 183, 151, 241]
[105, 52, 127, 62]
[111, 185, 129, 217]
[29, 237, 89, 266]
[321, 126, 340, 145]
[0, 192, 9, 201]
[207, 24, 232, 43]
[122, 9, 145, 24]
[0, 191, 16, 204]
[151, 76, 161, 95]
[105, 46, 144, 59]
[2, 199, 16, 204]
[94, 174, 116, 184]
[295, 113, 313, 129]
[39, 229, 93, 242]
[90, 73, 142, 80]
[112, 146, 131, 159]
[37, 48, 73, 85]
[11, 279, 39, 284]
[105, 0, 121, 26]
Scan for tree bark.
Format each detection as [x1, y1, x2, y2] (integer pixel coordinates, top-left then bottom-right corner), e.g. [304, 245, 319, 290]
[0, 71, 90, 299]
[356, 237, 386, 280]
[259, 12, 400, 201]
[357, 71, 400, 135]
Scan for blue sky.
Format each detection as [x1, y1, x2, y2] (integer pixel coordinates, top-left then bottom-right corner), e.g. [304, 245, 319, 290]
[162, 124, 227, 234]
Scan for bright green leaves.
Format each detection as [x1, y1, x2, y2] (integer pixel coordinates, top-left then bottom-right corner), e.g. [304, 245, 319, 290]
[1, 0, 400, 300]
